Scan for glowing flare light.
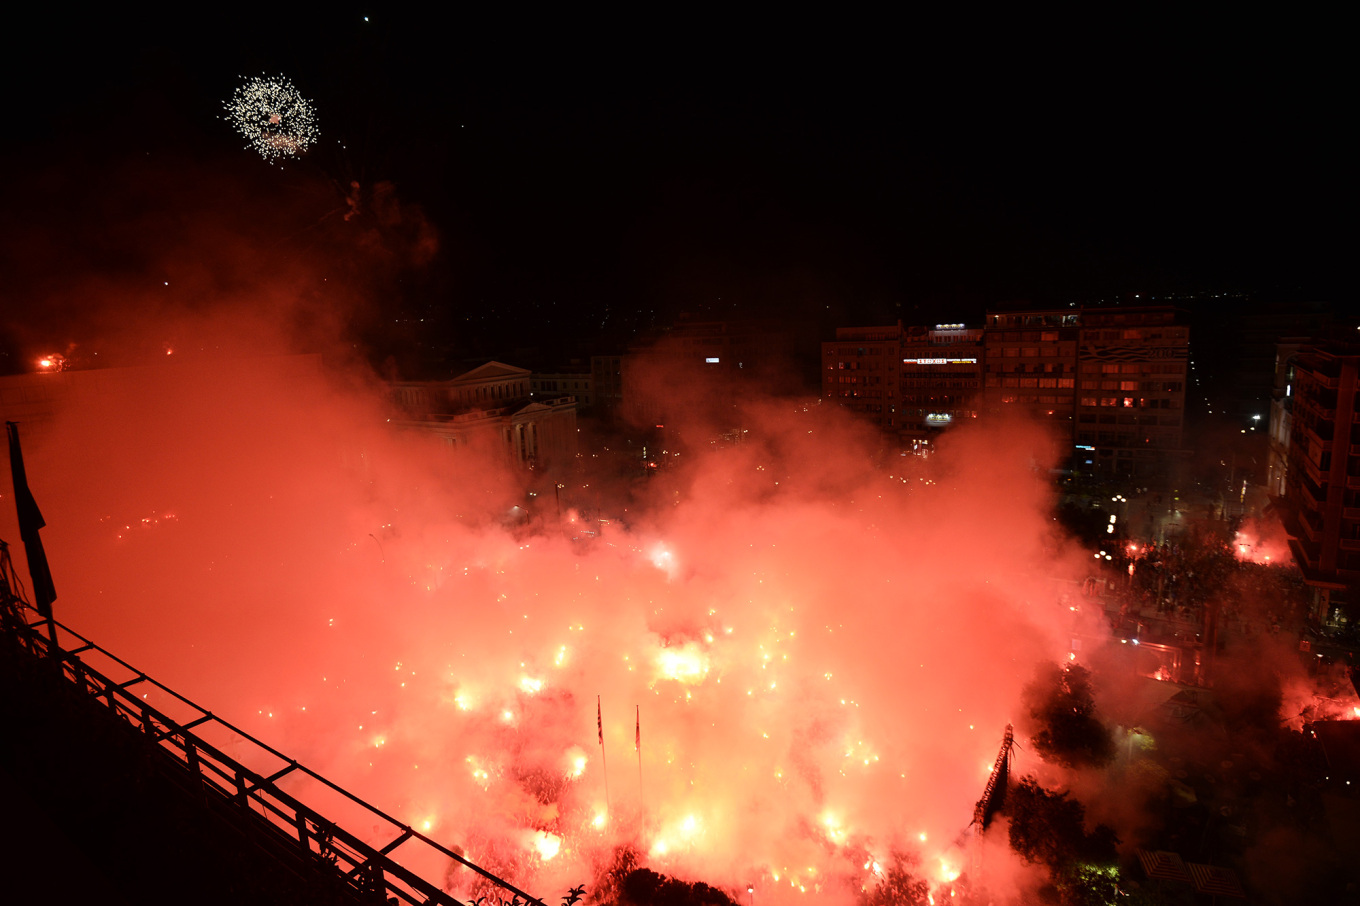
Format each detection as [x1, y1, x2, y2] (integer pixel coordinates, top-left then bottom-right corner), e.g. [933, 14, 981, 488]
[654, 642, 711, 685]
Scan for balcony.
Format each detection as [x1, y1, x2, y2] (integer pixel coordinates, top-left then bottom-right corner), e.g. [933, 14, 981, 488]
[1298, 457, 1324, 490]
[1297, 397, 1337, 422]
[1289, 538, 1319, 570]
[1300, 369, 1339, 389]
[1299, 418, 1335, 444]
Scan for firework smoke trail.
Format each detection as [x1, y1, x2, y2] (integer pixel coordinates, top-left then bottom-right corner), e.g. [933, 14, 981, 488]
[223, 75, 319, 162]
[5, 353, 1113, 902]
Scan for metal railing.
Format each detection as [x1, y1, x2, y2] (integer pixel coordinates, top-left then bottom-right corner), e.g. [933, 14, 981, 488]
[0, 567, 545, 906]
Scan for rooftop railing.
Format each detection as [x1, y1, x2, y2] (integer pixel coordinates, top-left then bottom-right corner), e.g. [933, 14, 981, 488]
[0, 557, 546, 906]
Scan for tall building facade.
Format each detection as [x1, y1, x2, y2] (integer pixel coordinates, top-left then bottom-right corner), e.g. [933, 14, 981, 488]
[825, 305, 1189, 479]
[821, 324, 902, 430]
[1280, 337, 1360, 603]
[898, 325, 983, 437]
[1074, 307, 1190, 479]
[1265, 339, 1307, 498]
[820, 322, 983, 438]
[982, 307, 1081, 436]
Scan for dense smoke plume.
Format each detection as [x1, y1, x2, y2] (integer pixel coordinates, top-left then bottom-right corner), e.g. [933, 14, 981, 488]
[2, 151, 1352, 896]
[1, 316, 1122, 901]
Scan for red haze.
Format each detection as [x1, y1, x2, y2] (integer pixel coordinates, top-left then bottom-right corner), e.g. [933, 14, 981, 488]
[2, 345, 1113, 902]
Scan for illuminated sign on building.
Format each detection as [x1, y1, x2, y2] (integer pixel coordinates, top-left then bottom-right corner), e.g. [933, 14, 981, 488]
[903, 358, 978, 365]
[925, 413, 953, 425]
[705, 357, 720, 363]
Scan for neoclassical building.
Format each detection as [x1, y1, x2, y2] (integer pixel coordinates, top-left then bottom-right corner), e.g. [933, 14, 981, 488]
[389, 362, 577, 467]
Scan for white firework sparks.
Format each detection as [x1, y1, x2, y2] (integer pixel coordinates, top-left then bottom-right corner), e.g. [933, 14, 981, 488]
[223, 75, 319, 162]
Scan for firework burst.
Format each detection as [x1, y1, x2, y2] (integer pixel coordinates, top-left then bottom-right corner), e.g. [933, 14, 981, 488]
[223, 75, 319, 162]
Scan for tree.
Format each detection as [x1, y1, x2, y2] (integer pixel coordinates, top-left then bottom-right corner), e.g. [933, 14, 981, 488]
[619, 868, 737, 906]
[1007, 776, 1122, 906]
[1021, 663, 1115, 769]
[857, 850, 931, 906]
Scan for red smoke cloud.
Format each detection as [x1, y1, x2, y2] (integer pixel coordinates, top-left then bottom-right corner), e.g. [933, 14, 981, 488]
[2, 336, 1117, 901]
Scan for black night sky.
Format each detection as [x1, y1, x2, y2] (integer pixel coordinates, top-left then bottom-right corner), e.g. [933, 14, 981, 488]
[1, 10, 1346, 374]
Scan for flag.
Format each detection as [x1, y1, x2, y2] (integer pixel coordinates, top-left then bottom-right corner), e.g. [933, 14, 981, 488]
[597, 695, 603, 745]
[7, 422, 56, 619]
[635, 705, 640, 752]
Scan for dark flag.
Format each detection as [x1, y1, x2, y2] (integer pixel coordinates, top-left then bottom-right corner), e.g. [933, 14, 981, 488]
[597, 695, 603, 746]
[6, 422, 56, 619]
[635, 706, 640, 752]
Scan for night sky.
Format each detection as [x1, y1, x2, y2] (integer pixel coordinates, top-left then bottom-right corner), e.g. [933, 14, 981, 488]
[2, 10, 1345, 373]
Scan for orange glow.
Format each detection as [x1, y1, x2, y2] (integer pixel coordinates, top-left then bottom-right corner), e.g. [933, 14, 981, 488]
[1232, 521, 1292, 565]
[654, 642, 711, 685]
[4, 351, 1143, 901]
[565, 748, 588, 778]
[531, 831, 561, 860]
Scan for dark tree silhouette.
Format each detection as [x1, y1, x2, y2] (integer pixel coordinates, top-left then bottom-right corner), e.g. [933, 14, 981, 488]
[1007, 776, 1121, 906]
[618, 868, 737, 906]
[1021, 663, 1115, 769]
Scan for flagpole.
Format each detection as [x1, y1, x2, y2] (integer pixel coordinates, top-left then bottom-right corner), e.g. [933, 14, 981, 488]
[635, 705, 644, 813]
[597, 695, 610, 831]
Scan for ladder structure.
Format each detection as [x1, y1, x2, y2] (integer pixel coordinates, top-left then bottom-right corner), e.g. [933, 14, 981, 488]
[972, 723, 1014, 831]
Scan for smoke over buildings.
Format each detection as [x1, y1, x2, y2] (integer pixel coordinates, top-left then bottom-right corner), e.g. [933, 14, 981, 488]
[2, 304, 1125, 900]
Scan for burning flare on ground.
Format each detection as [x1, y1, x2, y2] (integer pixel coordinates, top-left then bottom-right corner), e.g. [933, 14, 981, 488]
[6, 358, 1102, 902]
